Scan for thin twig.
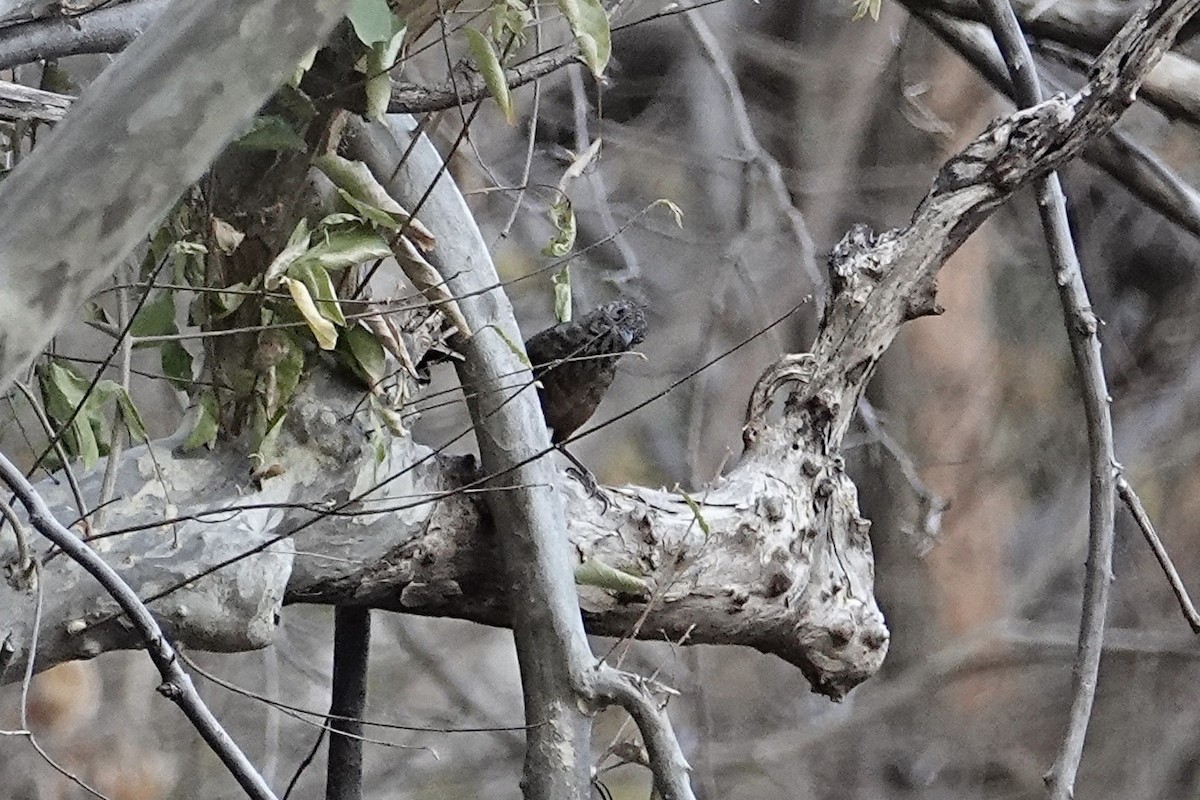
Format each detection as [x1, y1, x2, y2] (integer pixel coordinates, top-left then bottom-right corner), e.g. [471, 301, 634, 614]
[856, 397, 946, 554]
[591, 665, 694, 800]
[1116, 475, 1200, 633]
[679, 2, 822, 292]
[11, 381, 88, 525]
[498, 0, 543, 239]
[15, 563, 111, 798]
[95, 268, 133, 532]
[0, 496, 33, 581]
[0, 452, 279, 800]
[973, 1, 1117, 797]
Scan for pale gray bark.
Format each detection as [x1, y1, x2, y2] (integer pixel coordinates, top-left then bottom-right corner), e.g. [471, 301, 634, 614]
[0, 0, 349, 394]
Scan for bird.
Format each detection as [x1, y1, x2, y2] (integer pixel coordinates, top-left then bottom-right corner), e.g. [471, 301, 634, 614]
[524, 299, 648, 495]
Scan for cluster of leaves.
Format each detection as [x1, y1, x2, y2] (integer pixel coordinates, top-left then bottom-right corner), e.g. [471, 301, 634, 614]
[28, 0, 653, 470]
[468, 0, 611, 125]
[346, 0, 407, 120]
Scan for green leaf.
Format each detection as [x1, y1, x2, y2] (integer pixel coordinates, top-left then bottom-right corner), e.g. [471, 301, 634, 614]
[347, 0, 405, 45]
[212, 281, 253, 320]
[113, 387, 149, 443]
[284, 277, 338, 350]
[317, 157, 436, 247]
[490, 0, 532, 45]
[318, 212, 364, 228]
[129, 292, 178, 341]
[233, 115, 307, 152]
[40, 361, 105, 470]
[337, 189, 401, 231]
[465, 28, 515, 125]
[552, 267, 572, 323]
[543, 199, 576, 257]
[305, 221, 393, 268]
[273, 334, 305, 412]
[315, 154, 407, 215]
[182, 391, 219, 450]
[556, 0, 610, 77]
[264, 219, 312, 289]
[681, 491, 712, 538]
[492, 325, 531, 368]
[287, 260, 346, 327]
[574, 558, 649, 594]
[346, 324, 388, 385]
[363, 41, 403, 121]
[160, 342, 193, 390]
[346, 0, 406, 120]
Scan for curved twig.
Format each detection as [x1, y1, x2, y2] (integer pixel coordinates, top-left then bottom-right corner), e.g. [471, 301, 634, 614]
[972, 0, 1118, 797]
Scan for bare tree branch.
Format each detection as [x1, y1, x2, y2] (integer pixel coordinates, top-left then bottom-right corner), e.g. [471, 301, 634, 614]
[908, 5, 1200, 242]
[972, 0, 1117, 795]
[0, 452, 278, 800]
[0, 0, 168, 68]
[1116, 476, 1200, 633]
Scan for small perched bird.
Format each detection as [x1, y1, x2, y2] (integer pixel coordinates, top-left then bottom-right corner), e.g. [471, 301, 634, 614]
[524, 299, 649, 444]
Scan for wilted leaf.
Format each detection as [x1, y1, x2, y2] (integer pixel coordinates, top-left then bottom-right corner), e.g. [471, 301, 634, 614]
[182, 391, 219, 450]
[543, 199, 576, 257]
[652, 198, 684, 228]
[850, 0, 881, 21]
[288, 260, 346, 327]
[233, 114, 307, 152]
[283, 277, 338, 350]
[553, 267, 571, 323]
[556, 0, 611, 77]
[362, 313, 416, 376]
[392, 237, 471, 337]
[264, 219, 312, 289]
[211, 217, 245, 254]
[465, 28, 515, 125]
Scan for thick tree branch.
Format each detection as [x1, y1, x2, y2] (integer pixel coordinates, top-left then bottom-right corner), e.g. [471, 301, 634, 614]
[0, 452, 279, 800]
[0, 0, 168, 68]
[908, 5, 1200, 242]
